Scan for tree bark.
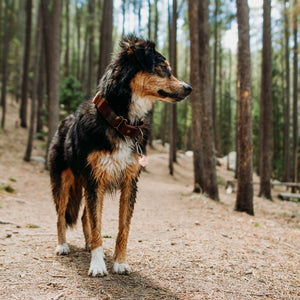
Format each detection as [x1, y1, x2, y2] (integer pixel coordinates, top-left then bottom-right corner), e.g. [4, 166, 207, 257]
[198, 0, 219, 200]
[20, 0, 33, 128]
[0, 0, 13, 129]
[292, 0, 298, 192]
[188, 0, 204, 193]
[24, 2, 42, 161]
[64, 0, 70, 77]
[98, 0, 113, 81]
[212, 0, 219, 155]
[87, 0, 95, 95]
[259, 0, 272, 200]
[283, 0, 290, 183]
[235, 0, 254, 215]
[46, 0, 62, 161]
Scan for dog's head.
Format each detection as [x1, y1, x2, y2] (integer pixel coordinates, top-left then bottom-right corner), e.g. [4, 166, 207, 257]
[119, 35, 192, 103]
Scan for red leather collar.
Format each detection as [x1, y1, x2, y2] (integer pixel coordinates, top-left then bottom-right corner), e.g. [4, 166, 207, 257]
[92, 93, 145, 138]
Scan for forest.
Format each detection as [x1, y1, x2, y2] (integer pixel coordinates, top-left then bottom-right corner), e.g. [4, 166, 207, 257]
[1, 0, 300, 298]
[0, 0, 299, 211]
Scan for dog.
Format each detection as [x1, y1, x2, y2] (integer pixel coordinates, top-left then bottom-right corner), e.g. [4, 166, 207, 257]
[48, 35, 192, 277]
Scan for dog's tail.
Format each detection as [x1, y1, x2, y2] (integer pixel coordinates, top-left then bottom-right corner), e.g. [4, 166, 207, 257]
[65, 179, 82, 227]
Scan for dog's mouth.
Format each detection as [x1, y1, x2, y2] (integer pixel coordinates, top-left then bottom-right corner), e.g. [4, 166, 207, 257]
[158, 85, 192, 102]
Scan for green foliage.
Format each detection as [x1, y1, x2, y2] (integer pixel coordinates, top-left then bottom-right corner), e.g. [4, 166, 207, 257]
[59, 77, 84, 116]
[1, 183, 15, 193]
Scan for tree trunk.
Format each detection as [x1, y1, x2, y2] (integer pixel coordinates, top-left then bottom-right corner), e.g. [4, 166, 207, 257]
[87, 0, 95, 95]
[20, 0, 33, 128]
[283, 0, 291, 183]
[212, 0, 219, 155]
[36, 41, 45, 136]
[98, 0, 113, 81]
[292, 0, 298, 192]
[235, 0, 254, 215]
[188, 0, 204, 193]
[76, 0, 81, 80]
[218, 45, 223, 155]
[0, 0, 13, 129]
[64, 0, 70, 77]
[46, 0, 62, 162]
[24, 2, 42, 161]
[198, 0, 219, 200]
[169, 0, 177, 175]
[259, 0, 272, 200]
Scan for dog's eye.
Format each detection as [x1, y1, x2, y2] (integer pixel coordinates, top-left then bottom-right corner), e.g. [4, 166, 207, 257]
[155, 65, 171, 78]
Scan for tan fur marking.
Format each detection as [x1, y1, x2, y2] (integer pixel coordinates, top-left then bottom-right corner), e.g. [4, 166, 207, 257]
[81, 206, 91, 249]
[87, 151, 111, 185]
[130, 71, 184, 103]
[114, 161, 140, 263]
[57, 168, 74, 245]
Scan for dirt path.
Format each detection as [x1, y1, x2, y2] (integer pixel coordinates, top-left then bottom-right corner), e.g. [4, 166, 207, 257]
[1, 99, 300, 299]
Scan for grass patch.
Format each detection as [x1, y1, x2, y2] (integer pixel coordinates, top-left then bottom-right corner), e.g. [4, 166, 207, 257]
[217, 176, 226, 186]
[9, 177, 17, 182]
[25, 223, 40, 228]
[1, 184, 15, 193]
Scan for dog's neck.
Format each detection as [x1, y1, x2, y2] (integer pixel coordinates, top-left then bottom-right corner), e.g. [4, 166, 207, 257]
[128, 94, 153, 124]
[93, 94, 146, 139]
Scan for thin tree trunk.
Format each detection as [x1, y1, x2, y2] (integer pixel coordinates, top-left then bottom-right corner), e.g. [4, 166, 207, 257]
[98, 0, 113, 81]
[218, 45, 223, 155]
[1, 0, 13, 129]
[87, 0, 95, 95]
[76, 0, 81, 80]
[259, 0, 272, 200]
[64, 0, 70, 77]
[16, 0, 26, 104]
[235, 0, 254, 215]
[188, 0, 204, 193]
[212, 0, 219, 154]
[20, 0, 32, 128]
[24, 2, 42, 161]
[292, 0, 298, 192]
[46, 0, 62, 162]
[169, 0, 177, 175]
[198, 0, 219, 200]
[36, 41, 45, 136]
[283, 0, 290, 183]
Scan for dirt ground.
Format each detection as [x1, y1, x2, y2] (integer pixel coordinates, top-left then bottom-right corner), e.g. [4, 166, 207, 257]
[0, 98, 300, 299]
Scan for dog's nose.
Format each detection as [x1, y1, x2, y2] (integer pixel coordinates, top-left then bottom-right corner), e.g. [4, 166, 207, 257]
[183, 84, 193, 94]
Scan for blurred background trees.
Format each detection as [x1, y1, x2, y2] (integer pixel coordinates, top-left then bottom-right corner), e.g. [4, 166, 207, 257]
[0, 0, 299, 210]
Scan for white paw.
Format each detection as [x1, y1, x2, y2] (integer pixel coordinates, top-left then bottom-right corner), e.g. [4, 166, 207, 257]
[55, 243, 70, 255]
[88, 247, 107, 277]
[113, 262, 131, 275]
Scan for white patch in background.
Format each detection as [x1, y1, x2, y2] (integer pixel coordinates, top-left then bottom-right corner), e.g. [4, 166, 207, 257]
[88, 246, 107, 277]
[55, 243, 70, 255]
[128, 94, 153, 124]
[113, 262, 131, 275]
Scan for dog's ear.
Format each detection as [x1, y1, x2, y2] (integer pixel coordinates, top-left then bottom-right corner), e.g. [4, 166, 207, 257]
[135, 43, 155, 73]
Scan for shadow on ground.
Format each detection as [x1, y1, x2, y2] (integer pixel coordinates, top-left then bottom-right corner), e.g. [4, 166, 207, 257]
[57, 245, 178, 299]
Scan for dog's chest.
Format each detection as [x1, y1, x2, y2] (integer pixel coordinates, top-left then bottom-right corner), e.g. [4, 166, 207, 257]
[95, 140, 137, 180]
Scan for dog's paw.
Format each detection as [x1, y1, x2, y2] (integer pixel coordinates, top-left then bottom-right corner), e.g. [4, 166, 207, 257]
[55, 243, 70, 255]
[113, 262, 131, 275]
[88, 247, 107, 277]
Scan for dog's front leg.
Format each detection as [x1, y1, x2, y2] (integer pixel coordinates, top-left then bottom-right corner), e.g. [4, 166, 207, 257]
[85, 186, 107, 277]
[113, 177, 138, 274]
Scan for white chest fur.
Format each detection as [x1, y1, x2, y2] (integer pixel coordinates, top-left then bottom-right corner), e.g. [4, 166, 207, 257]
[97, 139, 137, 180]
[128, 94, 153, 123]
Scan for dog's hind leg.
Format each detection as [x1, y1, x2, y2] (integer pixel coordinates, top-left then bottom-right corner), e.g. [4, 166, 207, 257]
[81, 206, 91, 251]
[54, 168, 74, 255]
[113, 169, 139, 275]
[85, 185, 107, 277]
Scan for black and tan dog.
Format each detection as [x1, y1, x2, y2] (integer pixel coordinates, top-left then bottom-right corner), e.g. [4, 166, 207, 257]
[48, 35, 192, 277]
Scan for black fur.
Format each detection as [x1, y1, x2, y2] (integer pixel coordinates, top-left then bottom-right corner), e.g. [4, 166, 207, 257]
[48, 35, 192, 275]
